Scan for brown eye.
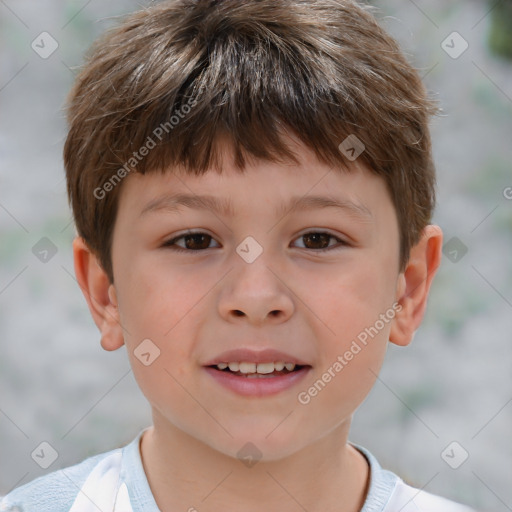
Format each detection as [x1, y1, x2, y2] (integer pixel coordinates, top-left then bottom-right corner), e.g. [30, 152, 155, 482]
[293, 231, 347, 251]
[302, 233, 331, 249]
[163, 232, 219, 252]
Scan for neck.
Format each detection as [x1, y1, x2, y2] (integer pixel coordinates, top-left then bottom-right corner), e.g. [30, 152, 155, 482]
[140, 412, 370, 512]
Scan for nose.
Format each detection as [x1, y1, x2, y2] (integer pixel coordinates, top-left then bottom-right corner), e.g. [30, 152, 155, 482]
[217, 254, 295, 326]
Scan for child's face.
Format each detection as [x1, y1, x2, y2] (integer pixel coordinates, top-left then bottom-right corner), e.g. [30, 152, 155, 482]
[107, 137, 405, 460]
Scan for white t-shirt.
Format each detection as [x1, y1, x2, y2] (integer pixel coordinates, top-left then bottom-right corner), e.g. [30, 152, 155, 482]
[0, 428, 478, 511]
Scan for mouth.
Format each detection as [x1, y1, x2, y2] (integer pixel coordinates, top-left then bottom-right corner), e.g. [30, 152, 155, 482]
[203, 348, 312, 396]
[208, 361, 309, 378]
[203, 356, 312, 396]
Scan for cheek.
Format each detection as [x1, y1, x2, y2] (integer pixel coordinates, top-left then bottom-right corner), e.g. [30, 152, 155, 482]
[316, 258, 395, 344]
[304, 259, 394, 396]
[116, 260, 216, 390]
[117, 266, 198, 420]
[297, 276, 392, 423]
[117, 259, 202, 341]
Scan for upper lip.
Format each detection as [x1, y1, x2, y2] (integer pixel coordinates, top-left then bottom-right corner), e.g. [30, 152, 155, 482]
[203, 348, 311, 366]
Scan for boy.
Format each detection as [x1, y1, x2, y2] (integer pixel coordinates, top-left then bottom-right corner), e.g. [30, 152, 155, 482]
[1, 0, 478, 510]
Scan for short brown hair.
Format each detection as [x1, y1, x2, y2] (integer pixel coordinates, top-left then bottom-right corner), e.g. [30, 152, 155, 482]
[64, 0, 437, 283]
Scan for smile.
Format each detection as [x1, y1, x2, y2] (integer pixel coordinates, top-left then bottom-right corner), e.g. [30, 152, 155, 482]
[204, 363, 311, 396]
[213, 361, 303, 377]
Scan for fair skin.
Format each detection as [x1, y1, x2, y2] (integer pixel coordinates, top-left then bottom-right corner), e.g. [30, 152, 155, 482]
[73, 134, 442, 511]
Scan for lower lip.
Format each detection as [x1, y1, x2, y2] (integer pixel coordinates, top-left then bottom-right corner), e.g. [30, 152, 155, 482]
[203, 366, 311, 397]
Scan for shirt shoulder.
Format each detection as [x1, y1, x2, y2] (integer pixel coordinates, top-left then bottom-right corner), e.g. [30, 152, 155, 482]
[386, 479, 478, 512]
[351, 443, 478, 512]
[0, 448, 120, 512]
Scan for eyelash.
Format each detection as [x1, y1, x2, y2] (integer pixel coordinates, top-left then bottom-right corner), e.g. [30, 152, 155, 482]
[162, 231, 349, 253]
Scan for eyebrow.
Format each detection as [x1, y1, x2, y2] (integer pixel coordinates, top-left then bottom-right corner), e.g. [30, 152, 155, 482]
[140, 193, 373, 221]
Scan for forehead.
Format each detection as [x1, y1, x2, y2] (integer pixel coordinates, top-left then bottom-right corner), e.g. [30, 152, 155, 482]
[120, 159, 387, 216]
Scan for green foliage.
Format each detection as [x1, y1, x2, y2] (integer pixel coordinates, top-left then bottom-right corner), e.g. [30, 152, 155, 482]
[488, 0, 512, 59]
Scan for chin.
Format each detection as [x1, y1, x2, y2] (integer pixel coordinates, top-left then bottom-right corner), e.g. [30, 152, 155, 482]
[205, 427, 310, 464]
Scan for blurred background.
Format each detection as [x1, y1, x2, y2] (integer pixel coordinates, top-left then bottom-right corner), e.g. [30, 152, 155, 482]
[0, 0, 511, 510]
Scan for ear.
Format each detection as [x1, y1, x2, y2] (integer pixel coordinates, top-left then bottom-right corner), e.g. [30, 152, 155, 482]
[389, 225, 443, 347]
[72, 236, 125, 351]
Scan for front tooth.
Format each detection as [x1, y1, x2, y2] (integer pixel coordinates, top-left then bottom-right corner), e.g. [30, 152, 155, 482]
[256, 362, 275, 374]
[216, 362, 228, 370]
[284, 363, 296, 371]
[238, 362, 257, 374]
[228, 362, 240, 372]
[274, 362, 285, 371]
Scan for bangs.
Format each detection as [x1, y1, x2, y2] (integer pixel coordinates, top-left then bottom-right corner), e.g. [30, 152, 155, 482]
[91, 34, 371, 180]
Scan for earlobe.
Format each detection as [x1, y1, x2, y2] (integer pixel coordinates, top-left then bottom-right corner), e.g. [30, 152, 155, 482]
[72, 236, 125, 351]
[389, 225, 443, 347]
